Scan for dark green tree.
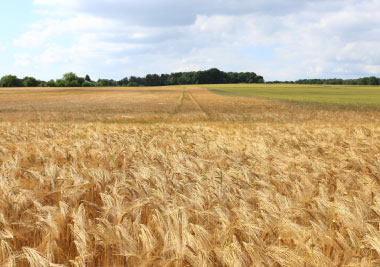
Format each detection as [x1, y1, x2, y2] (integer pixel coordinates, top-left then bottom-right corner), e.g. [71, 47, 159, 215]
[70, 80, 81, 87]
[46, 80, 56, 87]
[368, 76, 379, 85]
[0, 75, 22, 87]
[60, 72, 86, 87]
[255, 76, 264, 83]
[23, 77, 39, 87]
[63, 72, 79, 82]
[55, 79, 67, 87]
[118, 77, 129, 86]
[82, 81, 94, 87]
[145, 74, 161, 86]
[127, 82, 139, 87]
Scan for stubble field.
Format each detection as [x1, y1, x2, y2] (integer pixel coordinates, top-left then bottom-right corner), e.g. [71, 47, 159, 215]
[0, 85, 380, 266]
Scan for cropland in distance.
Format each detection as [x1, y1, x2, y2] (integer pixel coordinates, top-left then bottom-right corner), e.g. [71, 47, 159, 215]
[0, 85, 379, 266]
[205, 83, 380, 107]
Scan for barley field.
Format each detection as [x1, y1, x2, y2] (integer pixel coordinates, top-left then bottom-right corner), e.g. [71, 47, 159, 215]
[0, 86, 380, 266]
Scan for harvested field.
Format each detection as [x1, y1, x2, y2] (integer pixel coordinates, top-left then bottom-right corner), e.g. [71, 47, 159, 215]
[0, 86, 379, 266]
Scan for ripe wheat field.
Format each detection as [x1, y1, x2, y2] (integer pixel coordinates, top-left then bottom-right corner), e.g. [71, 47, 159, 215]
[0, 86, 380, 266]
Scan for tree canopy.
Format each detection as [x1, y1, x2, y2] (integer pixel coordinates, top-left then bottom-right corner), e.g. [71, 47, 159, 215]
[3, 70, 380, 88]
[0, 68, 265, 88]
[23, 77, 39, 87]
[0, 75, 22, 87]
[295, 77, 380, 85]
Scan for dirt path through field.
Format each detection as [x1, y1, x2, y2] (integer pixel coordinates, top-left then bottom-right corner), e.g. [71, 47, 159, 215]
[172, 88, 209, 120]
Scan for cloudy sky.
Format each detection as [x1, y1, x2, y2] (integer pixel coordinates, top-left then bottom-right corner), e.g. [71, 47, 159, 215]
[0, 0, 379, 81]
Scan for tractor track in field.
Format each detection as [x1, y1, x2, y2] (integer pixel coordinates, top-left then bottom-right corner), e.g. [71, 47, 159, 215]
[187, 89, 210, 119]
[173, 89, 185, 114]
[173, 88, 210, 120]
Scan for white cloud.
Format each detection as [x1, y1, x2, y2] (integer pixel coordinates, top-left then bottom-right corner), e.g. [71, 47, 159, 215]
[14, 14, 115, 48]
[11, 0, 380, 80]
[33, 0, 78, 8]
[363, 65, 380, 74]
[14, 54, 33, 68]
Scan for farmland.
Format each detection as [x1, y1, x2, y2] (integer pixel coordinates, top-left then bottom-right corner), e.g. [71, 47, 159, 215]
[0, 85, 380, 266]
[205, 84, 380, 107]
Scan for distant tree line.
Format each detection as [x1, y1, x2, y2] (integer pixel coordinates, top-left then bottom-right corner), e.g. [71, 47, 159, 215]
[295, 77, 380, 85]
[0, 68, 264, 87]
[266, 81, 296, 84]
